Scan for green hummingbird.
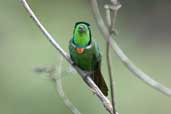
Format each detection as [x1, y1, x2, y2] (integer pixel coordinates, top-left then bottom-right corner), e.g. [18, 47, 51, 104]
[69, 22, 108, 96]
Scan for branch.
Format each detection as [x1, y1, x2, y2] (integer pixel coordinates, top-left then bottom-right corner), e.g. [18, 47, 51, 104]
[104, 3, 119, 114]
[104, 0, 121, 114]
[33, 62, 82, 114]
[55, 57, 82, 114]
[106, 40, 116, 114]
[33, 63, 82, 114]
[90, 0, 171, 96]
[20, 0, 115, 114]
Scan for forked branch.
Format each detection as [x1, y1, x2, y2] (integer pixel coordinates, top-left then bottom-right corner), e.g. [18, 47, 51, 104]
[33, 62, 81, 114]
[55, 57, 82, 114]
[104, 1, 121, 114]
[90, 0, 171, 96]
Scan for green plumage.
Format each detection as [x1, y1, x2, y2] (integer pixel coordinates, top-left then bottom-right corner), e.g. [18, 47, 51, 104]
[69, 40, 100, 70]
[69, 22, 108, 96]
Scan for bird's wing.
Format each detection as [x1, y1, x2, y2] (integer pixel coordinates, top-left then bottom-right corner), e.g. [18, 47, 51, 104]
[92, 41, 108, 96]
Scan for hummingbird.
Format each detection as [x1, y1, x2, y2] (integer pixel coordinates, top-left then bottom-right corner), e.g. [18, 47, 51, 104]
[69, 22, 108, 96]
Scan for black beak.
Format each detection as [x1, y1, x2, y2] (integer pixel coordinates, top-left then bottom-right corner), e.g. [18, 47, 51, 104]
[79, 26, 85, 33]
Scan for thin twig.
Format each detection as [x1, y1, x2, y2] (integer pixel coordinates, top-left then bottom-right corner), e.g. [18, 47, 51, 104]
[20, 0, 115, 114]
[55, 57, 81, 114]
[33, 62, 81, 114]
[110, 0, 121, 32]
[105, 5, 117, 114]
[104, 0, 121, 113]
[104, 5, 111, 28]
[90, 0, 171, 96]
[106, 42, 116, 114]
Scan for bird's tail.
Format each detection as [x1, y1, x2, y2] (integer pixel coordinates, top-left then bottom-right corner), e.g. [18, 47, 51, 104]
[92, 69, 108, 96]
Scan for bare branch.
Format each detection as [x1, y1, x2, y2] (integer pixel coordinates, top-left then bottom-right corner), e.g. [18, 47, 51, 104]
[90, 0, 171, 96]
[104, 4, 117, 114]
[33, 62, 82, 114]
[55, 57, 82, 114]
[104, 5, 111, 28]
[20, 0, 115, 114]
[104, 0, 121, 113]
[106, 41, 116, 114]
[109, 1, 121, 32]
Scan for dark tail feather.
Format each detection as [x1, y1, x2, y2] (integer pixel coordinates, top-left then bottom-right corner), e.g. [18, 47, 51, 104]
[92, 69, 108, 96]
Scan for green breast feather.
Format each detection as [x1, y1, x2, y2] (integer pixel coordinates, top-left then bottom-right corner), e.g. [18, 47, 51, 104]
[69, 39, 101, 71]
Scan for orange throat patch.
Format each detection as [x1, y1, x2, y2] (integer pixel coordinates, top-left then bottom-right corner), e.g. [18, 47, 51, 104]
[76, 48, 84, 54]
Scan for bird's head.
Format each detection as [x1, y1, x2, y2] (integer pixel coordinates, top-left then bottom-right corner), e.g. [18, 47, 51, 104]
[73, 22, 91, 47]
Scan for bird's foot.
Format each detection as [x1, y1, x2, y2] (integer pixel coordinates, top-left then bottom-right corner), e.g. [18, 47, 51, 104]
[84, 71, 92, 78]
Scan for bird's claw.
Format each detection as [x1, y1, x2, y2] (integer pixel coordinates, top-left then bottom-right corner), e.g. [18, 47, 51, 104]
[85, 72, 92, 77]
[70, 60, 76, 66]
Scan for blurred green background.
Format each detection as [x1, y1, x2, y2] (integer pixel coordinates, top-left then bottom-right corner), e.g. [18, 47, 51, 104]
[0, 0, 171, 114]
